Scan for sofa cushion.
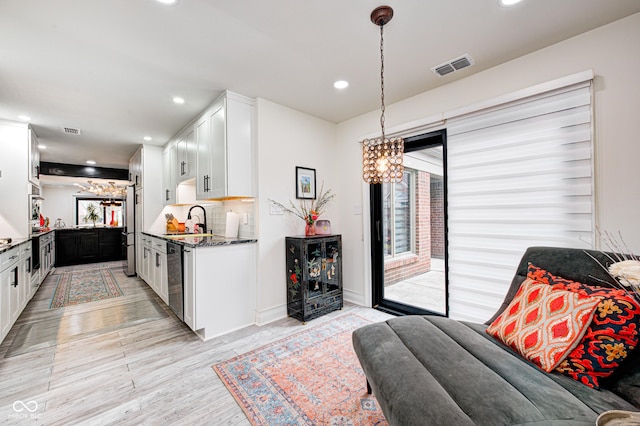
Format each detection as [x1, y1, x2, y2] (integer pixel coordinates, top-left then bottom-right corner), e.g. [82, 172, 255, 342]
[491, 247, 640, 404]
[486, 278, 601, 372]
[528, 263, 640, 389]
[352, 315, 638, 425]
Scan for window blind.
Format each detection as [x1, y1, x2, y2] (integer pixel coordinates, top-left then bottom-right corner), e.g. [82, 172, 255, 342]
[446, 81, 593, 323]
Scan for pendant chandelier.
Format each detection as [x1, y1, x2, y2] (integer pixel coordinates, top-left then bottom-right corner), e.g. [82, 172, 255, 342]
[75, 180, 127, 197]
[362, 5, 404, 184]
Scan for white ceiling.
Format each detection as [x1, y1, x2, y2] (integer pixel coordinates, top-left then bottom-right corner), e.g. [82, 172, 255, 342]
[2, 0, 640, 170]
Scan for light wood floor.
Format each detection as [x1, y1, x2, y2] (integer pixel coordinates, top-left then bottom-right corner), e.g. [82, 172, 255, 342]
[0, 264, 391, 425]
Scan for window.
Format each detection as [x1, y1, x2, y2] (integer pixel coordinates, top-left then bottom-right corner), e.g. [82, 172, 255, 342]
[76, 198, 123, 226]
[382, 170, 415, 257]
[446, 80, 594, 322]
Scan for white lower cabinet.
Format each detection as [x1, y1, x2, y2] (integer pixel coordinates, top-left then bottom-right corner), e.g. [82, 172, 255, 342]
[1, 245, 22, 343]
[141, 235, 151, 283]
[140, 235, 168, 305]
[191, 243, 256, 340]
[151, 238, 168, 304]
[183, 247, 195, 330]
[19, 242, 32, 310]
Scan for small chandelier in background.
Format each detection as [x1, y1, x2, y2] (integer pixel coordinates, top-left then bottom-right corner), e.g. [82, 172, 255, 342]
[362, 5, 404, 184]
[75, 180, 127, 198]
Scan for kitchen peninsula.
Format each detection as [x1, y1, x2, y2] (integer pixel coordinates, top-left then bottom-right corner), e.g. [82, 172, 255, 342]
[140, 232, 256, 341]
[55, 226, 125, 266]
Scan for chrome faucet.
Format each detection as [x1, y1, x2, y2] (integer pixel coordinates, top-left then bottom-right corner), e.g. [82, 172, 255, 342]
[187, 205, 207, 233]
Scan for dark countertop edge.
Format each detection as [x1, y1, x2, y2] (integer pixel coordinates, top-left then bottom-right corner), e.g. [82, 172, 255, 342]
[0, 237, 31, 255]
[31, 229, 55, 236]
[142, 231, 257, 248]
[50, 227, 124, 231]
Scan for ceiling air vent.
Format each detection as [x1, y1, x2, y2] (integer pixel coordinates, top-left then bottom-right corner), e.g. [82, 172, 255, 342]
[61, 126, 81, 135]
[431, 54, 475, 77]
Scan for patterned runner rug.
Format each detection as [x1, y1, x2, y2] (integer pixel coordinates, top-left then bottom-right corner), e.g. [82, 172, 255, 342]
[52, 260, 126, 274]
[49, 268, 125, 309]
[213, 314, 388, 425]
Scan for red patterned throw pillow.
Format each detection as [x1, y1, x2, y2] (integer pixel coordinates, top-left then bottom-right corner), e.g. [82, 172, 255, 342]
[528, 264, 640, 388]
[487, 278, 601, 372]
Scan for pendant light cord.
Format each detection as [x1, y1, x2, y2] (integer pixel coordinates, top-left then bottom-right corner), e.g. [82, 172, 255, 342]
[379, 23, 386, 142]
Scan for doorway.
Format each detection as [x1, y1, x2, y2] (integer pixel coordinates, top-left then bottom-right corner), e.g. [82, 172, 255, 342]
[370, 130, 447, 316]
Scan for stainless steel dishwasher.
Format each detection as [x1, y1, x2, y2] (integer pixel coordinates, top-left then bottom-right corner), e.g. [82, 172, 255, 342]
[166, 241, 184, 321]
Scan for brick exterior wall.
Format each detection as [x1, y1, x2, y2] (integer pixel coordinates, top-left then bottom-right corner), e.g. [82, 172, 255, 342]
[430, 176, 445, 259]
[384, 170, 433, 286]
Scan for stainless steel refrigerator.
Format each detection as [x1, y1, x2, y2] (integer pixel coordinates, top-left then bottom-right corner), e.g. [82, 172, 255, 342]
[123, 185, 136, 276]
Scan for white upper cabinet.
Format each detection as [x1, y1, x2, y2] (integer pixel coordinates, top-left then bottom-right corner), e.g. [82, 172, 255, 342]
[195, 113, 210, 199]
[177, 125, 196, 182]
[129, 147, 142, 187]
[195, 91, 255, 200]
[28, 126, 40, 186]
[162, 144, 176, 205]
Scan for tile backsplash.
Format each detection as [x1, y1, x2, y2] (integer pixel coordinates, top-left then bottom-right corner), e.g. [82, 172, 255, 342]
[207, 199, 256, 238]
[160, 198, 256, 238]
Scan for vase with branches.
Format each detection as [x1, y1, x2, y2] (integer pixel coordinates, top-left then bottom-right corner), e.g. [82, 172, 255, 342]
[269, 183, 335, 236]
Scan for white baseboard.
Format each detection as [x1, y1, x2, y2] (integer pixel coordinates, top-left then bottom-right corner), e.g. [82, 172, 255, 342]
[255, 304, 287, 326]
[343, 288, 366, 306]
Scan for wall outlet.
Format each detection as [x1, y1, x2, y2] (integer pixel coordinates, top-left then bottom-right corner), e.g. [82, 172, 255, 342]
[269, 204, 284, 215]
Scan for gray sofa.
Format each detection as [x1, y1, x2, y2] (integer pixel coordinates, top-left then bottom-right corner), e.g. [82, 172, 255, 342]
[352, 247, 640, 425]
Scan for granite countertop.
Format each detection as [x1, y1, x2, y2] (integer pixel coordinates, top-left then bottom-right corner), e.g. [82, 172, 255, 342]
[142, 231, 257, 248]
[0, 237, 30, 255]
[31, 228, 55, 236]
[52, 226, 124, 231]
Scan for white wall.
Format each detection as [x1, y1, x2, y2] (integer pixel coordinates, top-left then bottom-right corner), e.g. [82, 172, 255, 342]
[255, 98, 339, 324]
[0, 120, 30, 239]
[335, 12, 640, 313]
[41, 185, 77, 227]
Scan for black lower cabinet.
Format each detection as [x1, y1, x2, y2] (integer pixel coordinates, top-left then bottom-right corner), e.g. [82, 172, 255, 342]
[55, 228, 124, 266]
[286, 234, 343, 323]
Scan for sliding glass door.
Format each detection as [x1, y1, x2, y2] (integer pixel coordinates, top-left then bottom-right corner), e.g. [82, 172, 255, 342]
[370, 130, 448, 316]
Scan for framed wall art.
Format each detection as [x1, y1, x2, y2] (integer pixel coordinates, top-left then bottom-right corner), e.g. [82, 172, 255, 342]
[296, 166, 316, 199]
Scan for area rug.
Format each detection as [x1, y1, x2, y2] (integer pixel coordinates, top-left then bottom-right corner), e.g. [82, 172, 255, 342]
[52, 260, 126, 274]
[213, 314, 388, 426]
[49, 268, 124, 309]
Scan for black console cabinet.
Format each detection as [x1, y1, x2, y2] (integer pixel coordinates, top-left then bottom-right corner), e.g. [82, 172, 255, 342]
[55, 227, 124, 266]
[285, 234, 342, 323]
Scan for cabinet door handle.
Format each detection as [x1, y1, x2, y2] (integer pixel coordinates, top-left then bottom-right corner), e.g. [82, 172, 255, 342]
[12, 266, 18, 287]
[165, 189, 170, 201]
[156, 253, 160, 267]
[129, 172, 132, 182]
[27, 258, 31, 273]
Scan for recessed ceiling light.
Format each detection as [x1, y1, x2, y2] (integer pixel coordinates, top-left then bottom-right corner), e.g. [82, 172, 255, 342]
[144, 136, 152, 141]
[156, 0, 179, 5]
[86, 160, 96, 165]
[18, 115, 31, 121]
[37, 145, 46, 150]
[333, 80, 349, 89]
[498, 0, 523, 6]
[173, 97, 185, 104]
